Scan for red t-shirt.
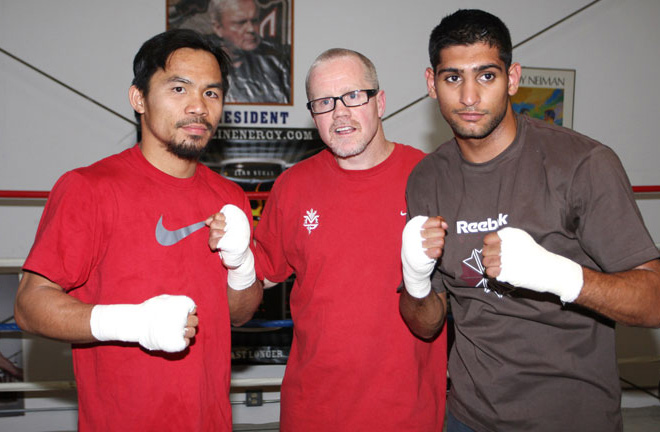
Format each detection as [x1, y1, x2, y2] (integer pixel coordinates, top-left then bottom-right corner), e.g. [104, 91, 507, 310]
[24, 145, 251, 431]
[255, 144, 447, 431]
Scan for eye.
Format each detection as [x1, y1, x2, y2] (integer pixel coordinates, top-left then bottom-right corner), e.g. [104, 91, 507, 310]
[346, 91, 359, 100]
[173, 86, 186, 94]
[480, 72, 496, 82]
[444, 75, 461, 84]
[205, 90, 220, 99]
[319, 98, 331, 106]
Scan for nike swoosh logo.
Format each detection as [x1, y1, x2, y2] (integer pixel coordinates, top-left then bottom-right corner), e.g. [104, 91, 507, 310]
[400, 211, 407, 216]
[155, 216, 206, 246]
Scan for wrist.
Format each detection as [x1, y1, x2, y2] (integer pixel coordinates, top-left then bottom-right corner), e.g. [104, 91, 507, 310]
[496, 227, 584, 302]
[553, 254, 583, 303]
[403, 276, 432, 298]
[227, 248, 256, 291]
[90, 304, 142, 343]
[401, 215, 435, 299]
[90, 295, 195, 352]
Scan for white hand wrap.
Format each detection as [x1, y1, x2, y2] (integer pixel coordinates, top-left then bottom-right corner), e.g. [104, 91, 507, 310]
[90, 294, 196, 353]
[217, 204, 256, 291]
[401, 216, 436, 298]
[496, 227, 583, 303]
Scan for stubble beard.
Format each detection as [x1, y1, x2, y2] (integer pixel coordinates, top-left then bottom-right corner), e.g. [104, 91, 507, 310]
[166, 137, 209, 161]
[167, 118, 216, 161]
[449, 104, 508, 141]
[330, 138, 369, 159]
[327, 122, 373, 159]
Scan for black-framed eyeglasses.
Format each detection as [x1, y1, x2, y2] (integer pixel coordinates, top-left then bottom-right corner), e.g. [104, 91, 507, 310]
[306, 89, 379, 114]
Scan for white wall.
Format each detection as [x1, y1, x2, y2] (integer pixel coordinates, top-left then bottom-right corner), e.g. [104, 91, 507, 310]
[1, 0, 659, 429]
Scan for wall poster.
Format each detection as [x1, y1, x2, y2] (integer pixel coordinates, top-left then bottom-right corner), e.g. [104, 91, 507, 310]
[167, 0, 293, 105]
[512, 67, 576, 129]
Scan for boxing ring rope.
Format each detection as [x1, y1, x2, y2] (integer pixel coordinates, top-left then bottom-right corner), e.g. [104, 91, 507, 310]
[0, 190, 272, 200]
[1, 186, 659, 397]
[0, 316, 285, 395]
[1, 186, 658, 200]
[0, 378, 284, 394]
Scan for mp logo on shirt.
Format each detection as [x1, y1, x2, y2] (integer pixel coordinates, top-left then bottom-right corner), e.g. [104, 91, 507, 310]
[456, 213, 509, 234]
[303, 209, 319, 234]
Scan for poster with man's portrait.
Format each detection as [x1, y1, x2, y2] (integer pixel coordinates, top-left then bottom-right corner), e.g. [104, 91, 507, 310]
[167, 0, 293, 105]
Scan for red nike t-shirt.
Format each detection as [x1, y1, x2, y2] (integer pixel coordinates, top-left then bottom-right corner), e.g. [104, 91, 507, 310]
[24, 145, 250, 431]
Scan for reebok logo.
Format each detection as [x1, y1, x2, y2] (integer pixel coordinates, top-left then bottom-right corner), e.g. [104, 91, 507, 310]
[155, 216, 206, 246]
[460, 248, 506, 299]
[456, 213, 508, 234]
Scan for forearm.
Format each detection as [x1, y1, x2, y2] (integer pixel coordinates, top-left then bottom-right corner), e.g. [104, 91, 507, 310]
[576, 260, 660, 327]
[399, 290, 447, 340]
[228, 279, 263, 327]
[15, 272, 96, 343]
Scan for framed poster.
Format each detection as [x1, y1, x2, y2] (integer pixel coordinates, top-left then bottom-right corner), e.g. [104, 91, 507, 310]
[512, 67, 575, 129]
[167, 0, 293, 105]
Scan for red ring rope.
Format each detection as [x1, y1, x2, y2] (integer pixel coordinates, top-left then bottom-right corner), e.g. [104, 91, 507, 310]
[2, 187, 660, 200]
[0, 190, 272, 200]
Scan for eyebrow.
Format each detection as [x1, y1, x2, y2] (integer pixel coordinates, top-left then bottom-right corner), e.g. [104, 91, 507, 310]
[167, 76, 192, 85]
[167, 76, 223, 90]
[436, 63, 503, 76]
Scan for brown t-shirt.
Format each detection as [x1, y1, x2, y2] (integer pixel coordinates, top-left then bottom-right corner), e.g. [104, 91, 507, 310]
[406, 114, 659, 432]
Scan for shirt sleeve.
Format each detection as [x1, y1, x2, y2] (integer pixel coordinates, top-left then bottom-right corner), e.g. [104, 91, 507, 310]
[571, 146, 659, 272]
[253, 177, 294, 283]
[23, 171, 106, 290]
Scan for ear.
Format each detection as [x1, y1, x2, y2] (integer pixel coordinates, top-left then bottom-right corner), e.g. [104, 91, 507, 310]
[212, 21, 223, 38]
[129, 85, 145, 114]
[425, 67, 438, 100]
[507, 62, 522, 97]
[376, 89, 386, 118]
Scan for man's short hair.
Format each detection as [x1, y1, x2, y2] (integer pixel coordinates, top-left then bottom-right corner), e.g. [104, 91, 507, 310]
[132, 28, 231, 98]
[305, 48, 379, 99]
[428, 9, 512, 72]
[208, 0, 254, 26]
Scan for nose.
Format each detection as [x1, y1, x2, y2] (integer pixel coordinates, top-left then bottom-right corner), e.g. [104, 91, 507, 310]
[459, 80, 480, 107]
[246, 18, 259, 33]
[332, 98, 351, 118]
[186, 93, 209, 116]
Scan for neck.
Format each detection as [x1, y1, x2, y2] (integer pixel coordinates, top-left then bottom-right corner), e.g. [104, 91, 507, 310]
[139, 140, 198, 179]
[456, 107, 518, 164]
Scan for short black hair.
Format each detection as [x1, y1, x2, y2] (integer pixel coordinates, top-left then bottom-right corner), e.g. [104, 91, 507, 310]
[428, 9, 512, 72]
[132, 28, 231, 98]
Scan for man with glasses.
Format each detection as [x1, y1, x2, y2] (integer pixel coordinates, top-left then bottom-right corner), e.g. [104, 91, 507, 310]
[252, 48, 447, 430]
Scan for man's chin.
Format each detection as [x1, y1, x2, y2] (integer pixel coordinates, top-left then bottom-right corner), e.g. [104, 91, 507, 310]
[240, 41, 259, 52]
[166, 141, 209, 161]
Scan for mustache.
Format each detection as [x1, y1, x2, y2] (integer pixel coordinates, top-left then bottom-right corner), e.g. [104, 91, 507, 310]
[453, 108, 489, 115]
[175, 117, 213, 131]
[331, 121, 360, 129]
